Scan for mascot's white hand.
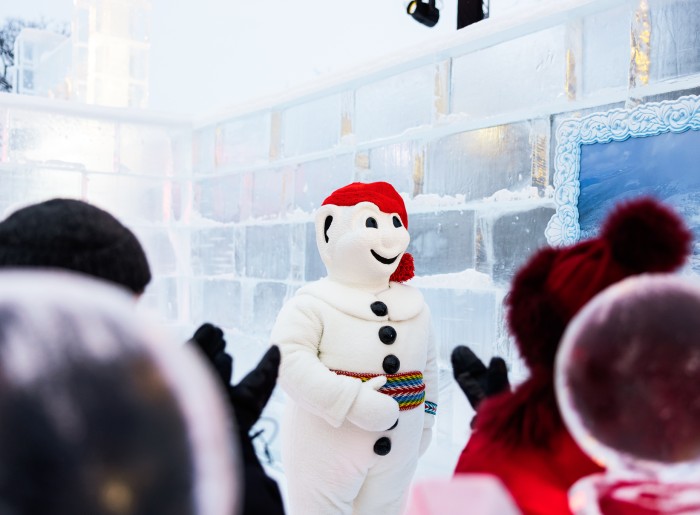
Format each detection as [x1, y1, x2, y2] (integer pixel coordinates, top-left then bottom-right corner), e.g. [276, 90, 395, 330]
[418, 427, 433, 456]
[346, 376, 400, 431]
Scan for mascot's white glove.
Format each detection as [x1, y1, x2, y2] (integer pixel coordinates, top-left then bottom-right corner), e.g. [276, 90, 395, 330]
[346, 376, 400, 431]
[418, 411, 436, 456]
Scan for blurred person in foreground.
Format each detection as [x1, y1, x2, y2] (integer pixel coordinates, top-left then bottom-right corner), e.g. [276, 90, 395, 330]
[0, 270, 240, 514]
[452, 197, 692, 515]
[557, 274, 700, 514]
[0, 198, 286, 513]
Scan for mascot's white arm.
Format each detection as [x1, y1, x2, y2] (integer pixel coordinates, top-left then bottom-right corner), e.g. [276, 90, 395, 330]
[419, 313, 439, 455]
[271, 294, 399, 430]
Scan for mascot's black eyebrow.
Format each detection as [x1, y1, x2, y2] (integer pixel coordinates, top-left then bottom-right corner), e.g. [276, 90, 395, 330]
[324, 216, 333, 243]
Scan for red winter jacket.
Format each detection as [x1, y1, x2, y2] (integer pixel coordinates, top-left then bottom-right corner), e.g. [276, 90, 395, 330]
[454, 376, 604, 515]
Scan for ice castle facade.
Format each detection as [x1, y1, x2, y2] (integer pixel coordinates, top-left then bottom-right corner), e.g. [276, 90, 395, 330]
[1, 0, 699, 459]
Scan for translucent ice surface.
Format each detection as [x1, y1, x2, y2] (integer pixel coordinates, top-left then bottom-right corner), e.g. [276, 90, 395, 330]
[354, 64, 435, 143]
[281, 94, 342, 157]
[451, 26, 568, 118]
[426, 122, 539, 201]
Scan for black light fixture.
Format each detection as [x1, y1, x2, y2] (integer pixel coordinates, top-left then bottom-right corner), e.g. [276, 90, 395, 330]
[407, 0, 440, 27]
[457, 0, 484, 29]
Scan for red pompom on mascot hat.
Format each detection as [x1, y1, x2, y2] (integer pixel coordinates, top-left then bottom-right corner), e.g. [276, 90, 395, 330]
[322, 181, 415, 283]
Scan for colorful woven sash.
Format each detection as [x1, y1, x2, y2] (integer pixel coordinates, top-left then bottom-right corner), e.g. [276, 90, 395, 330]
[332, 369, 425, 411]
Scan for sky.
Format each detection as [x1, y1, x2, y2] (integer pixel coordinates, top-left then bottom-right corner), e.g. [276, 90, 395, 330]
[2, 0, 461, 116]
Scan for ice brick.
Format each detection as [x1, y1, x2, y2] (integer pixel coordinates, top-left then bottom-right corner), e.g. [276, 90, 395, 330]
[648, 0, 700, 83]
[0, 166, 83, 216]
[244, 224, 291, 280]
[426, 122, 535, 200]
[85, 174, 173, 223]
[288, 223, 307, 282]
[421, 286, 504, 365]
[193, 126, 216, 175]
[408, 210, 476, 275]
[117, 122, 181, 176]
[6, 109, 116, 172]
[451, 26, 567, 118]
[171, 127, 193, 178]
[192, 174, 242, 223]
[353, 141, 423, 196]
[354, 65, 434, 143]
[582, 5, 631, 96]
[282, 94, 341, 157]
[251, 166, 295, 220]
[477, 204, 554, 285]
[190, 226, 237, 277]
[252, 281, 289, 335]
[189, 279, 241, 330]
[294, 154, 355, 212]
[216, 113, 271, 169]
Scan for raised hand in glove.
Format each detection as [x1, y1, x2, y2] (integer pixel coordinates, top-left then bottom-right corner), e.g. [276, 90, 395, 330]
[188, 322, 233, 386]
[189, 325, 284, 515]
[229, 345, 281, 434]
[451, 345, 510, 412]
[229, 345, 285, 515]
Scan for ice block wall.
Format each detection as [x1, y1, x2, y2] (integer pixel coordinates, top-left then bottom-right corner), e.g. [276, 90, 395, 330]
[190, 0, 700, 449]
[0, 94, 193, 330]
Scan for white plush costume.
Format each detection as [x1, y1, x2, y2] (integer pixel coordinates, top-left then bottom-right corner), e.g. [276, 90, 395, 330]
[270, 182, 438, 515]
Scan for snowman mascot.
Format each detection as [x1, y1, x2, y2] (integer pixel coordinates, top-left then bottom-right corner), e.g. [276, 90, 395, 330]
[270, 181, 438, 515]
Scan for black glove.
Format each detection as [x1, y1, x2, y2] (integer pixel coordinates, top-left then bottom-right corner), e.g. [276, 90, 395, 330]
[451, 345, 510, 412]
[189, 327, 284, 515]
[229, 345, 281, 434]
[188, 323, 232, 386]
[229, 346, 284, 515]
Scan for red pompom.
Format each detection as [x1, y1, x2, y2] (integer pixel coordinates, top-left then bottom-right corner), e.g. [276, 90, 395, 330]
[390, 252, 414, 283]
[602, 196, 691, 273]
[506, 247, 567, 373]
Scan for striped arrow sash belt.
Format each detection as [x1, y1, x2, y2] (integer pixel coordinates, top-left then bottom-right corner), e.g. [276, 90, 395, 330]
[332, 369, 425, 411]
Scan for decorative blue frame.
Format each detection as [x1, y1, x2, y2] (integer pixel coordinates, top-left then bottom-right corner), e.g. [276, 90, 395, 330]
[545, 94, 700, 246]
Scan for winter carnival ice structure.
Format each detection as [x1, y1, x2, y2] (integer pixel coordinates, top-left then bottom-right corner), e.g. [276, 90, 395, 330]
[1, 0, 699, 483]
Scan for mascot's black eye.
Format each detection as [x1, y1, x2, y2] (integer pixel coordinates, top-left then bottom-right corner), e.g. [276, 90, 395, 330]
[392, 216, 402, 228]
[365, 217, 378, 229]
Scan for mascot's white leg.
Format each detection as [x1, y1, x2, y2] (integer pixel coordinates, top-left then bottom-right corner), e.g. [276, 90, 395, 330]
[352, 408, 423, 515]
[282, 403, 381, 515]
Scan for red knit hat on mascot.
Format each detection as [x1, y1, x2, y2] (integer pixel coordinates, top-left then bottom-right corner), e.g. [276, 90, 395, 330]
[479, 196, 692, 447]
[322, 181, 415, 283]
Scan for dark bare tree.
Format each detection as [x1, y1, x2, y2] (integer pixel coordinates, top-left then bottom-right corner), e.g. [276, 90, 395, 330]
[0, 18, 70, 93]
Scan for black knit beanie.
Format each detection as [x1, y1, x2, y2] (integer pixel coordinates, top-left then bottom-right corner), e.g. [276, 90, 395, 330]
[0, 199, 152, 295]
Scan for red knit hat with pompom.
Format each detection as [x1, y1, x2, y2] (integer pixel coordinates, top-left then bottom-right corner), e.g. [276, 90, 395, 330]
[508, 196, 692, 373]
[474, 197, 692, 450]
[322, 182, 414, 282]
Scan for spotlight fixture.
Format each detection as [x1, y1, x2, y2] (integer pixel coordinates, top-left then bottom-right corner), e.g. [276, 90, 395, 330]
[457, 0, 484, 29]
[407, 0, 439, 27]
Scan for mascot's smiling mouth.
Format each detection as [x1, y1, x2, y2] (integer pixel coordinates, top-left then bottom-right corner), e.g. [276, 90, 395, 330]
[371, 250, 399, 265]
